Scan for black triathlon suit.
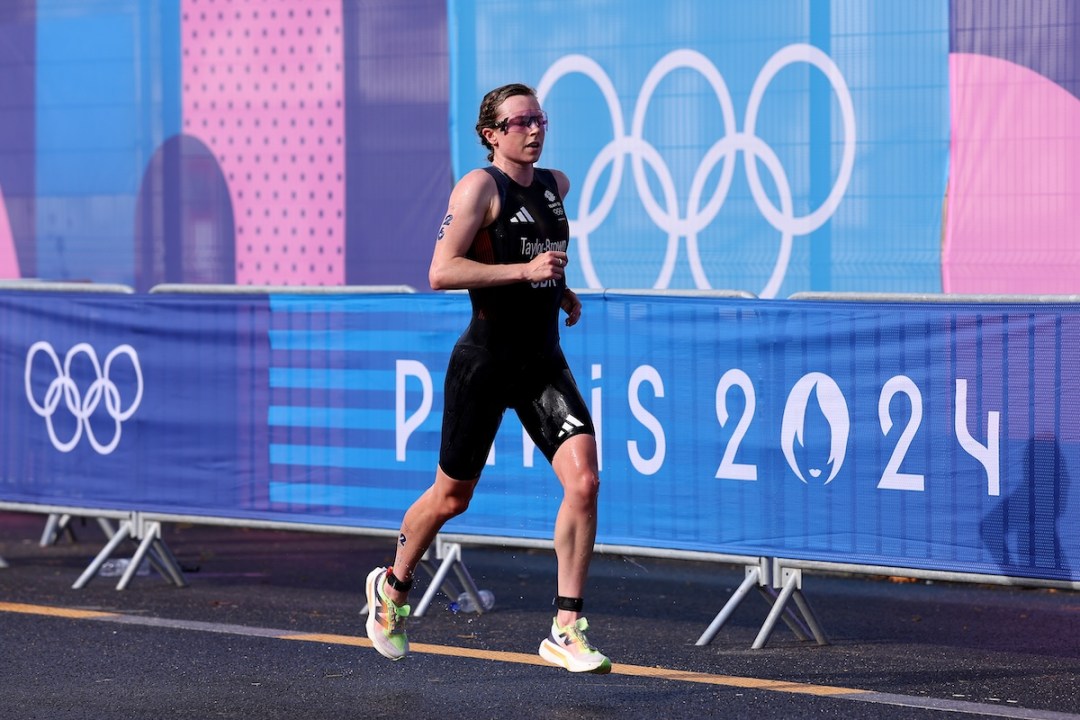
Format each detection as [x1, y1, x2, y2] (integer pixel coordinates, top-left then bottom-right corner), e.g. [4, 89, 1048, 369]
[438, 165, 595, 481]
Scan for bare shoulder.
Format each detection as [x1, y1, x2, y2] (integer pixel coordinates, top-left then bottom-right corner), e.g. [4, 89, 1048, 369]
[453, 168, 498, 201]
[448, 168, 500, 225]
[549, 168, 571, 198]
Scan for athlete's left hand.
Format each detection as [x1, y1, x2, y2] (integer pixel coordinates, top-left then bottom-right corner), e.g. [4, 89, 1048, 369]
[562, 288, 582, 327]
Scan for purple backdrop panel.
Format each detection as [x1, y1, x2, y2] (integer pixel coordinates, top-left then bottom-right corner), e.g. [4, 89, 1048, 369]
[0, 2, 36, 278]
[951, 0, 1080, 101]
[135, 134, 236, 292]
[343, 0, 451, 291]
[944, 0, 1080, 293]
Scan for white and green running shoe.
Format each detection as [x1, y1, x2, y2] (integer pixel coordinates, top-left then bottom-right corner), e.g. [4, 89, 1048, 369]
[538, 616, 612, 674]
[365, 567, 410, 660]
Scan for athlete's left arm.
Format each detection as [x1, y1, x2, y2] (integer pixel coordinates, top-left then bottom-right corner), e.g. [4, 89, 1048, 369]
[552, 169, 580, 327]
[561, 288, 582, 327]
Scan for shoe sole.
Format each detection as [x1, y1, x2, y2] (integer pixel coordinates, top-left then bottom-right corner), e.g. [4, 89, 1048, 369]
[538, 639, 612, 674]
[365, 568, 407, 661]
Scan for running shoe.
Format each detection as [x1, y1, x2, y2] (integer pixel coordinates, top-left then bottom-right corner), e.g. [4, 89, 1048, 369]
[538, 616, 612, 674]
[365, 567, 410, 660]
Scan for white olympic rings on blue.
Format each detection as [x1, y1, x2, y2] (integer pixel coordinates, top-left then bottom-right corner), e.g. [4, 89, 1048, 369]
[24, 341, 144, 455]
[536, 44, 856, 298]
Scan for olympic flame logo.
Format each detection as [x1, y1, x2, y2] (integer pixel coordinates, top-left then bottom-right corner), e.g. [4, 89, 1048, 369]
[537, 45, 856, 298]
[24, 341, 144, 454]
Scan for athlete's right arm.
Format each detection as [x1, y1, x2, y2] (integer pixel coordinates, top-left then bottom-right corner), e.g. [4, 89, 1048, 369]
[428, 170, 566, 291]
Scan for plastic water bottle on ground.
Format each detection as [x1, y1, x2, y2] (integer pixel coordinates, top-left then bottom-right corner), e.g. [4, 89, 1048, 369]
[455, 589, 495, 613]
[99, 558, 151, 577]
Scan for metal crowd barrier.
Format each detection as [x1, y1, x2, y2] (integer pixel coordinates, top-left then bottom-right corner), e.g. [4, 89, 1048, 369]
[132, 284, 496, 608]
[2, 282, 424, 589]
[732, 291, 1080, 650]
[119, 283, 487, 615]
[148, 283, 418, 294]
[0, 282, 828, 645]
[8, 284, 1073, 651]
[0, 281, 137, 579]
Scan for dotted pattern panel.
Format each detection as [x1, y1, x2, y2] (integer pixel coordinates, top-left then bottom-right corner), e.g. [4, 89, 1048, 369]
[182, 0, 345, 286]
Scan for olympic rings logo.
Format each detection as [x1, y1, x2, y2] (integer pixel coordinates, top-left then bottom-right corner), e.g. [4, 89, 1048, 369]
[536, 44, 856, 298]
[24, 342, 144, 454]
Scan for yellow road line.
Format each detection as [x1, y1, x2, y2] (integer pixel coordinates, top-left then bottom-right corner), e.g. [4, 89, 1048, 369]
[283, 632, 554, 667]
[611, 664, 867, 696]
[279, 631, 866, 693]
[8, 600, 1076, 719]
[0, 601, 117, 620]
[4, 599, 860, 695]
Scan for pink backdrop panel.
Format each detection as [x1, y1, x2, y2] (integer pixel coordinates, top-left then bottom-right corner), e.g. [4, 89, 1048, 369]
[181, 0, 346, 286]
[0, 186, 19, 279]
[944, 53, 1080, 294]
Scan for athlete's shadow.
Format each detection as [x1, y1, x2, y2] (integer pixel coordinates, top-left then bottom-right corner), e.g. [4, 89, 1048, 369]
[980, 436, 1073, 581]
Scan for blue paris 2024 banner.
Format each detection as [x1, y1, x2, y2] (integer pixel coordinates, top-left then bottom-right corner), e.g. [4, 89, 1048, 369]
[1, 289, 1077, 584]
[449, 0, 949, 298]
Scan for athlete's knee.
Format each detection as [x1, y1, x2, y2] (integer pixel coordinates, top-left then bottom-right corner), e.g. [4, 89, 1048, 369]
[564, 468, 600, 507]
[438, 489, 473, 519]
[552, 435, 601, 506]
[431, 468, 478, 519]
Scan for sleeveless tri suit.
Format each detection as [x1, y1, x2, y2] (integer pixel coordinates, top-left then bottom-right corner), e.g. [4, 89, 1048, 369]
[437, 166, 595, 480]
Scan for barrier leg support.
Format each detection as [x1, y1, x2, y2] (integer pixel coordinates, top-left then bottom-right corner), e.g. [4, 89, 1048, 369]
[42, 514, 116, 547]
[696, 560, 767, 646]
[40, 513, 71, 546]
[116, 520, 188, 591]
[147, 531, 188, 588]
[71, 515, 187, 590]
[73, 520, 132, 589]
[756, 585, 811, 641]
[413, 538, 486, 617]
[414, 546, 460, 603]
[751, 567, 828, 649]
[791, 584, 828, 645]
[97, 517, 118, 539]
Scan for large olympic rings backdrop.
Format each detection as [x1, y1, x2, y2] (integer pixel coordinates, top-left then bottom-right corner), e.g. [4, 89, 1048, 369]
[536, 45, 855, 298]
[449, 1, 949, 295]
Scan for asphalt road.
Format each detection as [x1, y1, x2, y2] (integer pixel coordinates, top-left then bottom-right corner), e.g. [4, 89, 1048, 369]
[2, 510, 1079, 720]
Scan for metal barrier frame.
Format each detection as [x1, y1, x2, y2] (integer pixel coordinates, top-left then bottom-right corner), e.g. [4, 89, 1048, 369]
[0, 282, 136, 584]
[148, 283, 417, 294]
[6, 285, 1076, 648]
[0, 283, 815, 646]
[754, 291, 1080, 647]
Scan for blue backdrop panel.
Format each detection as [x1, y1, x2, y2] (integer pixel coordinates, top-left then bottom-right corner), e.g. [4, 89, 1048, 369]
[0, 291, 1076, 583]
[449, 0, 949, 297]
[35, 0, 182, 285]
[343, 0, 452, 291]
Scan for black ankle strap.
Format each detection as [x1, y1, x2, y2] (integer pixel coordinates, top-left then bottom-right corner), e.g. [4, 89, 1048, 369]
[554, 595, 584, 612]
[386, 568, 413, 592]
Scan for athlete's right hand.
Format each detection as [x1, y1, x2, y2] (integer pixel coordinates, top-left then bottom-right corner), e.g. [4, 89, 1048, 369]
[526, 251, 567, 282]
